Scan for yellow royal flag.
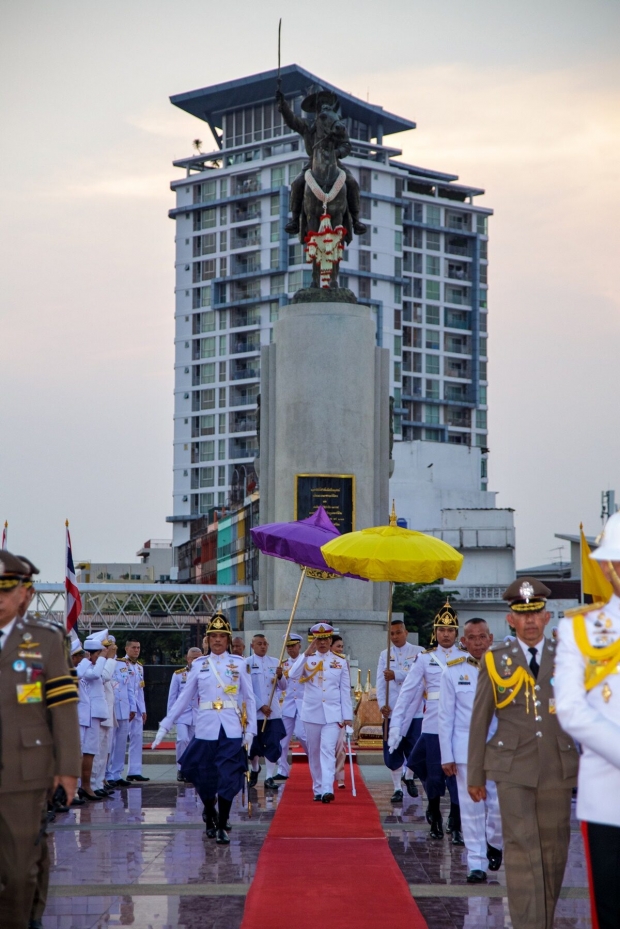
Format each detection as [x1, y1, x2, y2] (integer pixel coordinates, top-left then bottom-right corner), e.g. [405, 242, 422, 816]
[580, 524, 613, 602]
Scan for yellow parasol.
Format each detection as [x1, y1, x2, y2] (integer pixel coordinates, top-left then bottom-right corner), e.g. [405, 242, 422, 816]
[321, 503, 463, 728]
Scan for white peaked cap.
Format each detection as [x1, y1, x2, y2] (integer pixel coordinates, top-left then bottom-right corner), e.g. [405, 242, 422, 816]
[590, 512, 620, 561]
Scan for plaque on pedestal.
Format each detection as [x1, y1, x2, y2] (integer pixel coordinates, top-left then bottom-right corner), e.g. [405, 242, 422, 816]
[294, 474, 355, 533]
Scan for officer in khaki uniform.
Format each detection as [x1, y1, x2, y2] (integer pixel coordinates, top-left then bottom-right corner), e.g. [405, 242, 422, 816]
[468, 577, 579, 929]
[0, 551, 81, 929]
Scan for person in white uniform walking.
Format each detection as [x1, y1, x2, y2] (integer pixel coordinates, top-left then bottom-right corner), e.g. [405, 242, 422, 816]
[438, 617, 503, 882]
[288, 622, 353, 803]
[77, 633, 117, 801]
[275, 633, 307, 782]
[377, 618, 424, 802]
[124, 638, 149, 782]
[167, 646, 203, 781]
[246, 634, 286, 790]
[91, 632, 118, 798]
[105, 645, 138, 788]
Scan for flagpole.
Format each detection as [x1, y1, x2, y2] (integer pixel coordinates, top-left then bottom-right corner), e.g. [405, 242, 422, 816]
[579, 522, 583, 604]
[64, 520, 69, 631]
[1, 521, 7, 550]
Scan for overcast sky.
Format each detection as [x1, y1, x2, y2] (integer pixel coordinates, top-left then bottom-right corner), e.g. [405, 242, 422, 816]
[1, 0, 619, 580]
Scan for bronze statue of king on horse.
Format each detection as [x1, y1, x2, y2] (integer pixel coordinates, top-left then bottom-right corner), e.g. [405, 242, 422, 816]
[276, 85, 367, 290]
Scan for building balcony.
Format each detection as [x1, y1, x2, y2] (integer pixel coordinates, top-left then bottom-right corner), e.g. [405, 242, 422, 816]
[231, 174, 262, 196]
[229, 413, 257, 434]
[229, 437, 258, 460]
[230, 280, 261, 302]
[231, 307, 261, 328]
[230, 384, 260, 407]
[231, 228, 261, 250]
[230, 332, 261, 355]
[230, 359, 260, 381]
[232, 253, 262, 275]
[231, 202, 262, 224]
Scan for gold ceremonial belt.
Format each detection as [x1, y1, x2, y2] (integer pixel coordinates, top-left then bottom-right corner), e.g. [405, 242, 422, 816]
[199, 700, 237, 711]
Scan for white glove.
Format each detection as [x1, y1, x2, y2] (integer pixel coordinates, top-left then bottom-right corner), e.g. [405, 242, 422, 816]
[243, 732, 254, 752]
[387, 726, 402, 753]
[345, 725, 354, 737]
[151, 725, 167, 750]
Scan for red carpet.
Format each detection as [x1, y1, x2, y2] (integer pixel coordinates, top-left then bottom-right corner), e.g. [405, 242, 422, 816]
[241, 764, 428, 929]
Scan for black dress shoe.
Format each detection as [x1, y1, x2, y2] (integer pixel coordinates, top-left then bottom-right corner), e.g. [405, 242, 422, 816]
[273, 773, 288, 781]
[127, 774, 150, 782]
[390, 789, 404, 803]
[451, 828, 465, 846]
[205, 827, 217, 839]
[70, 797, 85, 807]
[248, 766, 261, 788]
[78, 788, 103, 802]
[177, 772, 187, 782]
[446, 815, 454, 835]
[113, 778, 132, 788]
[466, 869, 487, 883]
[429, 816, 444, 839]
[93, 790, 109, 799]
[264, 777, 280, 790]
[425, 806, 433, 825]
[403, 778, 418, 798]
[29, 920, 44, 929]
[321, 792, 334, 803]
[487, 843, 503, 871]
[313, 794, 323, 801]
[215, 829, 230, 845]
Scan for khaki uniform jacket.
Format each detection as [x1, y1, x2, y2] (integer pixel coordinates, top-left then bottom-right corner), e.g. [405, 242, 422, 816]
[468, 637, 578, 789]
[0, 615, 81, 793]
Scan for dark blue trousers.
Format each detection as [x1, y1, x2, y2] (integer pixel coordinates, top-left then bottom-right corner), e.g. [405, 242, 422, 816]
[249, 718, 286, 764]
[407, 732, 459, 804]
[383, 717, 423, 771]
[179, 726, 246, 803]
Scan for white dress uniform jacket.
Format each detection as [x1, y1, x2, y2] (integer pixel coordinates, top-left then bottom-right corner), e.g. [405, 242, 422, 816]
[246, 654, 286, 721]
[167, 667, 199, 725]
[376, 642, 424, 713]
[160, 652, 257, 740]
[77, 656, 116, 725]
[438, 656, 497, 764]
[127, 660, 146, 713]
[281, 656, 305, 718]
[555, 597, 620, 828]
[391, 645, 459, 738]
[110, 658, 137, 720]
[288, 651, 353, 724]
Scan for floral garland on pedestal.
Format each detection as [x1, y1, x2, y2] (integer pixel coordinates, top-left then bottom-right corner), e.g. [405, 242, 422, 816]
[304, 212, 347, 288]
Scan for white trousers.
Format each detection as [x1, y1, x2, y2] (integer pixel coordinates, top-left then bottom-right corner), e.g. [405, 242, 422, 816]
[456, 763, 503, 872]
[335, 725, 346, 784]
[92, 724, 114, 790]
[304, 721, 340, 796]
[128, 714, 144, 775]
[277, 713, 307, 777]
[107, 718, 129, 781]
[176, 722, 196, 767]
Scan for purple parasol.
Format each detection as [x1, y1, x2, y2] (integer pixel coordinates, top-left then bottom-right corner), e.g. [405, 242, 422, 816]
[250, 506, 365, 578]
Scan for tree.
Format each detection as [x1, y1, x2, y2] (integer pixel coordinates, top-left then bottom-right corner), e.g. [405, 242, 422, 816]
[392, 583, 459, 647]
[192, 138, 203, 154]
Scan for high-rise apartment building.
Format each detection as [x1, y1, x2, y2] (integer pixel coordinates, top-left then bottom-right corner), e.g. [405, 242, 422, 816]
[167, 65, 491, 554]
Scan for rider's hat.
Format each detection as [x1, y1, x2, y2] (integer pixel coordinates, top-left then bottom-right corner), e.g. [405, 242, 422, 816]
[302, 84, 339, 114]
[205, 610, 233, 637]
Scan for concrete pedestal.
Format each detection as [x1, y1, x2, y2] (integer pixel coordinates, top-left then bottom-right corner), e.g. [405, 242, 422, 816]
[244, 300, 397, 681]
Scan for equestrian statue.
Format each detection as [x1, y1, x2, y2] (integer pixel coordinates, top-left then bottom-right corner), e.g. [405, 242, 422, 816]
[276, 85, 367, 293]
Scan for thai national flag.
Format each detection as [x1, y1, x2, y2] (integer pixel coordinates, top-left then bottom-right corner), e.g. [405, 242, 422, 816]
[64, 522, 82, 632]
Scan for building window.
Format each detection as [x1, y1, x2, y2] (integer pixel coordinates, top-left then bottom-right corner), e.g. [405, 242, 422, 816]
[270, 221, 279, 243]
[195, 207, 216, 230]
[394, 309, 402, 330]
[426, 204, 440, 226]
[288, 161, 304, 183]
[219, 413, 226, 433]
[200, 466, 215, 488]
[218, 439, 226, 459]
[195, 388, 215, 411]
[199, 337, 216, 358]
[476, 410, 487, 430]
[395, 257, 402, 277]
[394, 231, 402, 252]
[394, 362, 401, 381]
[270, 248, 280, 269]
[194, 311, 216, 333]
[271, 275, 285, 295]
[271, 194, 280, 216]
[425, 405, 440, 425]
[359, 250, 371, 272]
[425, 354, 440, 375]
[219, 361, 226, 382]
[426, 231, 440, 251]
[219, 335, 227, 356]
[479, 361, 487, 380]
[269, 302, 279, 322]
[288, 270, 304, 292]
[394, 284, 402, 304]
[425, 329, 440, 350]
[219, 178, 228, 199]
[220, 205, 228, 224]
[271, 166, 285, 188]
[289, 243, 303, 265]
[219, 387, 226, 407]
[425, 428, 442, 442]
[425, 305, 440, 326]
[199, 421, 215, 444]
[199, 492, 214, 514]
[426, 255, 440, 276]
[481, 458, 488, 479]
[479, 385, 487, 405]
[218, 465, 226, 486]
[196, 363, 215, 385]
[426, 280, 440, 302]
[425, 379, 439, 399]
[394, 336, 402, 356]
[395, 205, 403, 226]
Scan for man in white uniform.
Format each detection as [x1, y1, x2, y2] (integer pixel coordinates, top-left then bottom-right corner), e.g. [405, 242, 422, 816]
[275, 633, 307, 782]
[389, 602, 462, 841]
[167, 646, 203, 781]
[77, 633, 117, 801]
[124, 638, 149, 782]
[152, 611, 257, 845]
[555, 513, 620, 929]
[91, 632, 118, 797]
[377, 618, 424, 802]
[439, 617, 503, 882]
[246, 634, 286, 790]
[106, 645, 138, 787]
[288, 622, 353, 803]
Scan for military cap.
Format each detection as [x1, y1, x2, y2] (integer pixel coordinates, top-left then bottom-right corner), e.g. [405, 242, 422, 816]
[0, 550, 31, 589]
[71, 637, 85, 654]
[433, 601, 459, 628]
[285, 632, 303, 646]
[205, 610, 233, 637]
[309, 622, 335, 639]
[503, 577, 550, 613]
[16, 555, 40, 588]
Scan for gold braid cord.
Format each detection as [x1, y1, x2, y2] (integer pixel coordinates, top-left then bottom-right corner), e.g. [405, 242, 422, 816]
[484, 651, 536, 712]
[299, 661, 323, 684]
[573, 614, 620, 691]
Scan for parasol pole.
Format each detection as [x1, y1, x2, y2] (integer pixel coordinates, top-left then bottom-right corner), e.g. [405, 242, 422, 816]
[384, 500, 398, 739]
[276, 18, 282, 92]
[261, 565, 307, 731]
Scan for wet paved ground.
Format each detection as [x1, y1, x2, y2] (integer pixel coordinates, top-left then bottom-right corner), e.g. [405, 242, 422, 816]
[43, 765, 591, 928]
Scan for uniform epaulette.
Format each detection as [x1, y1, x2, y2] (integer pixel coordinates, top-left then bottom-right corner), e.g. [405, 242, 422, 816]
[174, 667, 186, 675]
[447, 656, 466, 666]
[422, 646, 437, 654]
[489, 641, 509, 652]
[562, 602, 606, 618]
[115, 657, 128, 662]
[29, 616, 64, 635]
